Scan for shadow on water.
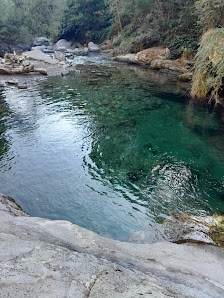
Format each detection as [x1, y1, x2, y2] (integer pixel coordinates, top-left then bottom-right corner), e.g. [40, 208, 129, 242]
[0, 60, 224, 241]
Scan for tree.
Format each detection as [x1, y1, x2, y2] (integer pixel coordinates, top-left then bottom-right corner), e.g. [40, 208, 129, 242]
[60, 0, 112, 43]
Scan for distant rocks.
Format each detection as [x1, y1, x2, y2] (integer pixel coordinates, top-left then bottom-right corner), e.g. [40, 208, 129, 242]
[28, 37, 101, 63]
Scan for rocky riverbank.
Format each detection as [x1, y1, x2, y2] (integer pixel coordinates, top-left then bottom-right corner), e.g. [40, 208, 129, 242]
[0, 193, 224, 297]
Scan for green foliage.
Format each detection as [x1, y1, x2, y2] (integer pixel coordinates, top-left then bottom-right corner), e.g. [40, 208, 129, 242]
[60, 0, 112, 43]
[0, 0, 67, 46]
[191, 28, 224, 102]
[195, 0, 224, 31]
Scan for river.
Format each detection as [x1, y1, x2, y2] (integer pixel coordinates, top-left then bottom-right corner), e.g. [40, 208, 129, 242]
[0, 55, 224, 241]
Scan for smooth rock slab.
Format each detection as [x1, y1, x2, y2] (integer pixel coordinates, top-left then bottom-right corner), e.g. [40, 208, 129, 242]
[0, 193, 224, 298]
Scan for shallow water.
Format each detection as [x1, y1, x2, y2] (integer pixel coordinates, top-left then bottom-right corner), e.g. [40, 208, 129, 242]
[0, 56, 224, 241]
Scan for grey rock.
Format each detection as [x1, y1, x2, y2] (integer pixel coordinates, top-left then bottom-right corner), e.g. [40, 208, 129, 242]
[56, 46, 67, 53]
[0, 193, 224, 298]
[7, 80, 19, 85]
[88, 41, 100, 52]
[25, 50, 59, 64]
[17, 84, 27, 89]
[32, 46, 46, 51]
[61, 65, 70, 76]
[33, 68, 48, 75]
[53, 39, 72, 51]
[73, 47, 89, 56]
[0, 80, 7, 87]
[33, 37, 50, 47]
[42, 46, 54, 54]
[22, 60, 31, 67]
[54, 51, 66, 62]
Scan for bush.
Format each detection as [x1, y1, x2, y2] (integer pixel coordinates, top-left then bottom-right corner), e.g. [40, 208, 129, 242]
[191, 28, 224, 104]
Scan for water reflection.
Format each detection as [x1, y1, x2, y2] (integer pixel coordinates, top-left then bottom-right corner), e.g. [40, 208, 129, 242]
[0, 61, 223, 241]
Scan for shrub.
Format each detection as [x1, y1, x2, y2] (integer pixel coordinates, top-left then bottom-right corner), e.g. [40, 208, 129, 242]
[191, 28, 224, 104]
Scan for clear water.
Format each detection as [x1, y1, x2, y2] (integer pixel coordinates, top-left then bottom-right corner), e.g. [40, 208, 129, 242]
[0, 56, 224, 241]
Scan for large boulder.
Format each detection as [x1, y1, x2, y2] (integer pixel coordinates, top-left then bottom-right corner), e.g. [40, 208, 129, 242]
[88, 42, 100, 52]
[53, 39, 72, 51]
[135, 47, 170, 65]
[33, 37, 50, 47]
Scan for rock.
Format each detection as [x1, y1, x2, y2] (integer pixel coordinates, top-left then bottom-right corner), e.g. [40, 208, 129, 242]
[18, 84, 27, 89]
[159, 213, 224, 246]
[25, 50, 59, 64]
[0, 193, 224, 298]
[151, 59, 186, 73]
[177, 72, 193, 82]
[67, 48, 76, 54]
[42, 46, 54, 54]
[7, 80, 19, 85]
[33, 37, 50, 47]
[56, 46, 67, 53]
[114, 54, 137, 64]
[33, 68, 48, 75]
[22, 60, 31, 67]
[0, 80, 7, 87]
[101, 40, 112, 50]
[54, 51, 66, 62]
[135, 47, 170, 65]
[73, 47, 89, 56]
[88, 41, 100, 52]
[0, 64, 34, 74]
[61, 65, 70, 76]
[53, 39, 72, 51]
[31, 46, 46, 51]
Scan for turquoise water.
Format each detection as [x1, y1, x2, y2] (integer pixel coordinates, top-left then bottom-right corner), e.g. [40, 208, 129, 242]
[0, 57, 224, 241]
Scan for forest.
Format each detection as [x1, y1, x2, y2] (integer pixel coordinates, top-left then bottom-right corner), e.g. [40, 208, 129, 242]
[0, 0, 224, 102]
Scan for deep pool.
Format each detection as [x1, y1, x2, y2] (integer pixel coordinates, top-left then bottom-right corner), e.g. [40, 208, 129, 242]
[0, 57, 224, 241]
